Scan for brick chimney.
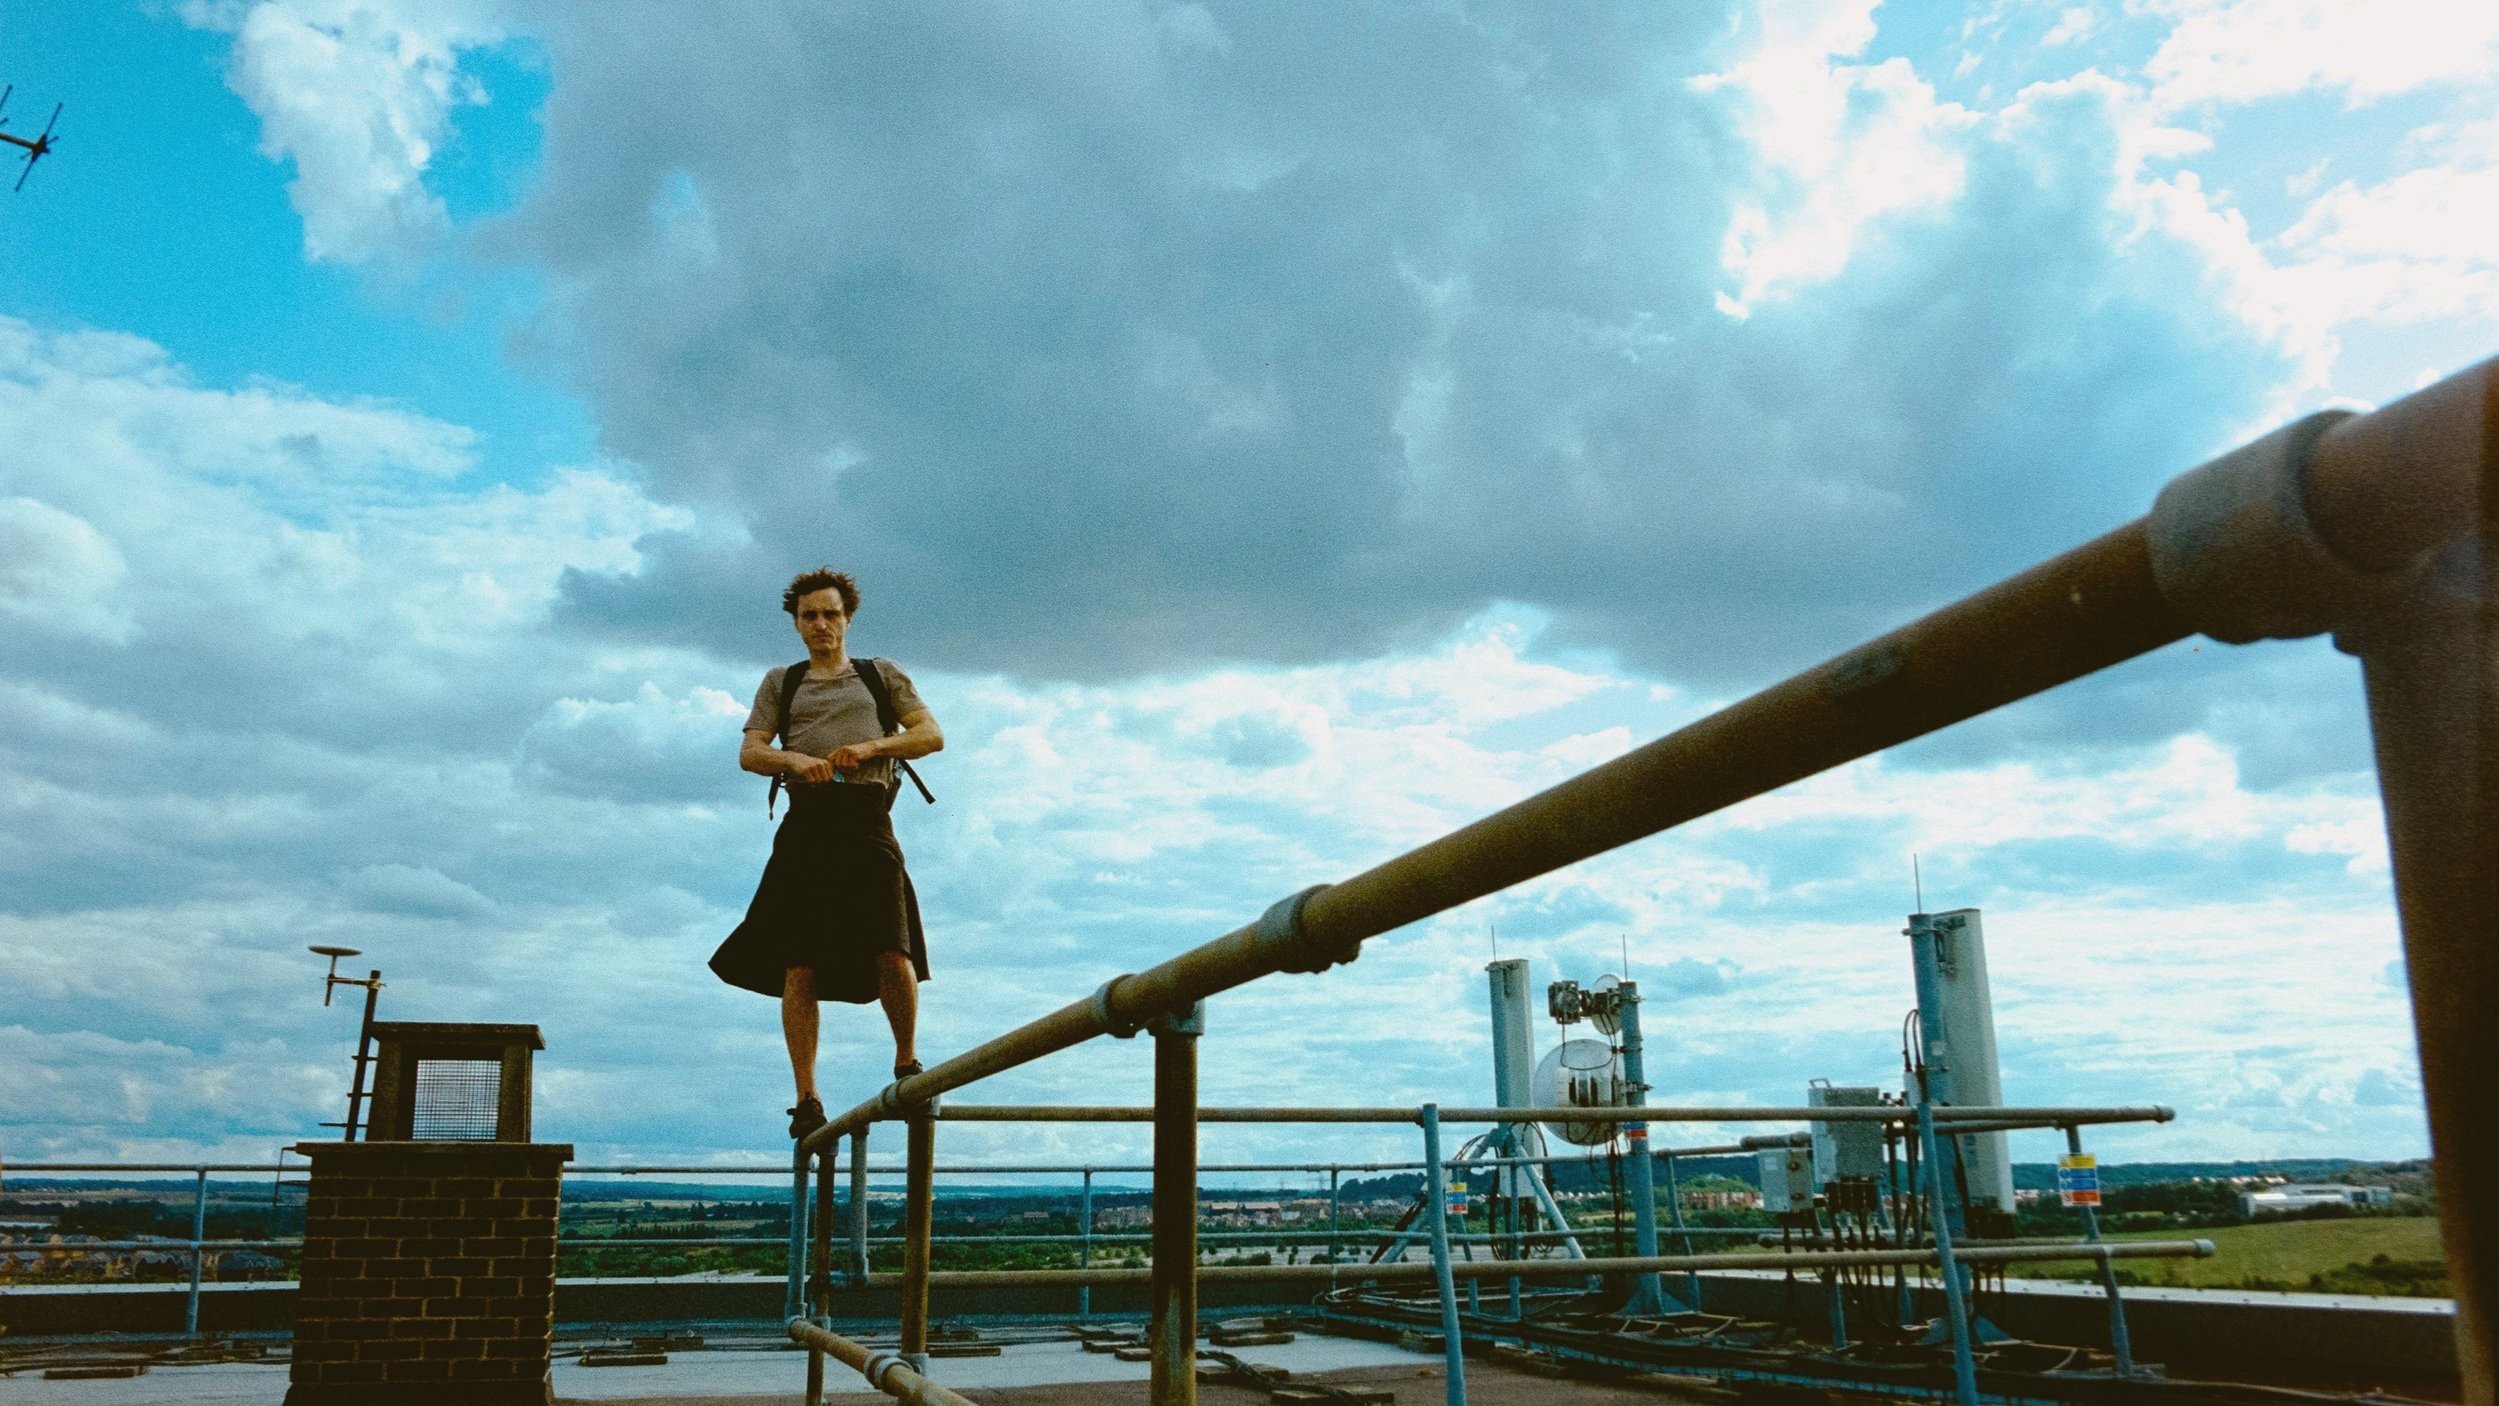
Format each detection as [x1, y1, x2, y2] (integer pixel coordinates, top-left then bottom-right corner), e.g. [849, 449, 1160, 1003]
[286, 1022, 565, 1406]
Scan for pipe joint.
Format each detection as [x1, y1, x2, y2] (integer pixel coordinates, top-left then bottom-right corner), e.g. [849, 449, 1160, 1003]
[874, 1079, 938, 1118]
[1091, 975, 1145, 1039]
[1256, 884, 1353, 974]
[1147, 999, 1205, 1038]
[861, 1351, 905, 1389]
[2149, 409, 2410, 643]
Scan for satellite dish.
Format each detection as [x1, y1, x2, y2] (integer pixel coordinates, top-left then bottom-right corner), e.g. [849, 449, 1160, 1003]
[309, 945, 362, 958]
[1532, 1037, 1624, 1147]
[1589, 974, 1623, 1036]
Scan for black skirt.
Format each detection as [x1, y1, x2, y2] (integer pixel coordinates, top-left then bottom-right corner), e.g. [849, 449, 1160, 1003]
[710, 783, 929, 1003]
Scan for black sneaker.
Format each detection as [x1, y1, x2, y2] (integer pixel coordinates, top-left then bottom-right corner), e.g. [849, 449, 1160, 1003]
[893, 1059, 924, 1081]
[787, 1095, 825, 1141]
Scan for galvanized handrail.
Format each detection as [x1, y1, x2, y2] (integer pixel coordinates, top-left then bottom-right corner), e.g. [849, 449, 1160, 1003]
[841, 1238, 2217, 1288]
[922, 1103, 2171, 1125]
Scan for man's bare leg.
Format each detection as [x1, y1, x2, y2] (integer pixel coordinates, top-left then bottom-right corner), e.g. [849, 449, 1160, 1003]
[875, 950, 919, 1072]
[782, 965, 819, 1102]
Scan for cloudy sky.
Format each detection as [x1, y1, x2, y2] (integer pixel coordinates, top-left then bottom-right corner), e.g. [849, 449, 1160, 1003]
[3, 0, 2489, 1181]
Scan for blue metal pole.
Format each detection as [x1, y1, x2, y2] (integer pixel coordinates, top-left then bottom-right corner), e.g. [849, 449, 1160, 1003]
[1614, 983, 1677, 1314]
[2065, 1125, 2135, 1377]
[1505, 1134, 1523, 1318]
[1916, 1101, 1980, 1406]
[1080, 1168, 1094, 1319]
[1420, 1105, 1469, 1406]
[184, 1169, 208, 1336]
[784, 1145, 810, 1323]
[847, 1132, 870, 1284]
[1328, 1167, 1341, 1267]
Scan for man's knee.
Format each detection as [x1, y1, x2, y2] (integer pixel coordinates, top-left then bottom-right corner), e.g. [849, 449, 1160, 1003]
[875, 950, 914, 976]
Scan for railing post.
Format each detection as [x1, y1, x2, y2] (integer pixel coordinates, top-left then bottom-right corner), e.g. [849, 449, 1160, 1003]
[784, 1144, 811, 1323]
[2065, 1124, 2134, 1375]
[184, 1168, 208, 1336]
[900, 1113, 937, 1376]
[1660, 1152, 1700, 1310]
[848, 1131, 871, 1283]
[1916, 1101, 1980, 1406]
[1079, 1167, 1095, 1319]
[2337, 534, 2497, 1400]
[1328, 1166, 1341, 1267]
[1502, 1149, 1522, 1318]
[1149, 1002, 1204, 1406]
[813, 1150, 838, 1312]
[1420, 1104, 1468, 1406]
[808, 1147, 835, 1406]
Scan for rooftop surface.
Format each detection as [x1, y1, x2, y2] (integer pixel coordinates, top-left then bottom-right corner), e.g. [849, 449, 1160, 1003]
[0, 1335, 1716, 1405]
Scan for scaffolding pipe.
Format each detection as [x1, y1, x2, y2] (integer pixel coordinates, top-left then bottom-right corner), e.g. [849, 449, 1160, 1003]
[787, 1318, 977, 1406]
[183, 1169, 207, 1337]
[1917, 1101, 1980, 1406]
[909, 1103, 2170, 1127]
[783, 1145, 809, 1324]
[1420, 1104, 1469, 1406]
[1079, 1168, 1094, 1318]
[899, 1115, 936, 1375]
[1149, 1004, 1203, 1406]
[840, 1238, 2210, 1288]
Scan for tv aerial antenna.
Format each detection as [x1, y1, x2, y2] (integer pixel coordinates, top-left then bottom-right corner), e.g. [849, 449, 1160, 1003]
[309, 945, 385, 1141]
[0, 85, 63, 192]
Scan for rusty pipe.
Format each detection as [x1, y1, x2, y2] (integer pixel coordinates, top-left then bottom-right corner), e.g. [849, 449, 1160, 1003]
[786, 1318, 975, 1406]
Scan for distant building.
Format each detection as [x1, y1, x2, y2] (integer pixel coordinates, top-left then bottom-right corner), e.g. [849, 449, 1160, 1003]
[2242, 1183, 2393, 1217]
[1680, 1189, 1760, 1211]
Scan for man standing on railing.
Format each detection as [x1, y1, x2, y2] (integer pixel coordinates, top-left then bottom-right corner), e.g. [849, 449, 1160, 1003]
[711, 567, 945, 1142]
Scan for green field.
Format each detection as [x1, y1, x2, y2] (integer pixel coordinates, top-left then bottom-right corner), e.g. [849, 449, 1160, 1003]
[2005, 1216, 2446, 1296]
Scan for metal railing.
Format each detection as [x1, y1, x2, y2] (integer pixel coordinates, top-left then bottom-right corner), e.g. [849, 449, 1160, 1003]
[780, 356, 2494, 1406]
[0, 1146, 1762, 1334]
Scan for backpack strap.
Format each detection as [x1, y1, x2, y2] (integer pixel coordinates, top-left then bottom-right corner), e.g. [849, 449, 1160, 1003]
[766, 660, 811, 817]
[855, 657, 937, 806]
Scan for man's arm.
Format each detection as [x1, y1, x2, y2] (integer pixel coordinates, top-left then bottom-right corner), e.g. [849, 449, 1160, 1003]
[742, 727, 836, 782]
[826, 709, 944, 772]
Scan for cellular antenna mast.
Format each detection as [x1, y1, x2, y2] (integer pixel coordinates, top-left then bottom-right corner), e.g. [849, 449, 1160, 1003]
[0, 86, 64, 192]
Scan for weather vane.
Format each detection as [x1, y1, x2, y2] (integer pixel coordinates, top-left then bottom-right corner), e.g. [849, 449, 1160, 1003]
[0, 85, 62, 192]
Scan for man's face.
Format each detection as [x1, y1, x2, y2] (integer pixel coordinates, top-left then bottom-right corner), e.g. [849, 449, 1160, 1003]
[793, 589, 849, 653]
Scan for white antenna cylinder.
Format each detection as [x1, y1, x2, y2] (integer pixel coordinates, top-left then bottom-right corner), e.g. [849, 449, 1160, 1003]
[1908, 907, 2015, 1212]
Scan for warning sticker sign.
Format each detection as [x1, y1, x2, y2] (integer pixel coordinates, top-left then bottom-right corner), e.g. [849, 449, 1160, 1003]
[2057, 1153, 2101, 1207]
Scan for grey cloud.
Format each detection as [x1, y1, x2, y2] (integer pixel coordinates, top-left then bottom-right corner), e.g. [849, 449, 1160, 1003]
[342, 862, 497, 919]
[495, 3, 2300, 703]
[1655, 956, 1733, 998]
[516, 684, 754, 804]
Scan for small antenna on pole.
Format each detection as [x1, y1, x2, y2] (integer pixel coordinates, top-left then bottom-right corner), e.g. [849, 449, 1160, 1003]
[1912, 854, 1924, 914]
[1620, 932, 1631, 981]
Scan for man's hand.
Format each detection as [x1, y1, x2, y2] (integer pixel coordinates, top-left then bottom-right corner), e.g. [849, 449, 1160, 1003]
[783, 751, 838, 783]
[826, 741, 881, 774]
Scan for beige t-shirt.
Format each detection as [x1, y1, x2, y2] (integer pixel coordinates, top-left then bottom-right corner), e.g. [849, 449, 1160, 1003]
[746, 659, 928, 788]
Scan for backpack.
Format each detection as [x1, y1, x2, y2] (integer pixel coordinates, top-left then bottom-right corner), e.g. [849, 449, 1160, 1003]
[766, 657, 937, 816]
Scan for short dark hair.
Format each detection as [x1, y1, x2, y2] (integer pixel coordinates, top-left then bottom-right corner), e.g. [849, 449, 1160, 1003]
[782, 568, 860, 617]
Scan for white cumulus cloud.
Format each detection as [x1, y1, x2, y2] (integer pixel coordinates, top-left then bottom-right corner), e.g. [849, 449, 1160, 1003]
[187, 0, 507, 262]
